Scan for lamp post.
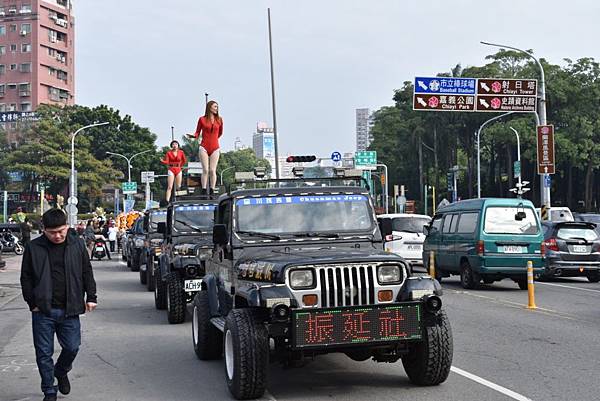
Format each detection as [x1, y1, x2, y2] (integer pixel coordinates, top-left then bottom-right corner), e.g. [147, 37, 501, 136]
[69, 122, 109, 226]
[476, 112, 514, 198]
[106, 149, 152, 183]
[481, 41, 549, 207]
[509, 126, 522, 191]
[219, 166, 236, 186]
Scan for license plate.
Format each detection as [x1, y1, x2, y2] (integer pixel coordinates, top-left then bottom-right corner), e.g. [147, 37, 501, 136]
[95, 247, 104, 252]
[292, 303, 422, 349]
[502, 245, 525, 253]
[184, 279, 203, 292]
[572, 245, 587, 253]
[407, 244, 422, 251]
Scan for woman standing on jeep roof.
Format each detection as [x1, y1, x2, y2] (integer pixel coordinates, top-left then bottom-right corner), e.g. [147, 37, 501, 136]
[161, 140, 187, 202]
[187, 100, 223, 196]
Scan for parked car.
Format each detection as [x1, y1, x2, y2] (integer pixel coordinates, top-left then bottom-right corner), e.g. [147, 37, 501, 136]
[423, 198, 544, 289]
[535, 206, 574, 222]
[378, 213, 431, 268]
[541, 221, 600, 282]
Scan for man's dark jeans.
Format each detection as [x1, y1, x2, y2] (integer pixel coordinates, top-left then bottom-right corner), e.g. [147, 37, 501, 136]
[32, 308, 81, 395]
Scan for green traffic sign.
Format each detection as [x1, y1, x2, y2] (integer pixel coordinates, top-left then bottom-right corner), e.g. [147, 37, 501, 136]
[355, 150, 377, 166]
[122, 182, 137, 193]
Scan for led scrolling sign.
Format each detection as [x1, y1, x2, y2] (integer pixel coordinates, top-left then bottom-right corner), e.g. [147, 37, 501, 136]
[293, 303, 422, 348]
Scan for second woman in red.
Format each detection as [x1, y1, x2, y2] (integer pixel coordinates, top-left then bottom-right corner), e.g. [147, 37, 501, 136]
[161, 140, 187, 202]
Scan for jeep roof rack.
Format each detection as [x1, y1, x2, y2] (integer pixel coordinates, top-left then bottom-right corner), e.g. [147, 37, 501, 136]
[227, 176, 370, 194]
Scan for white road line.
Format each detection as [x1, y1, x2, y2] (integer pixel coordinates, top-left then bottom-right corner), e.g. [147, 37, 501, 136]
[451, 366, 533, 401]
[537, 282, 600, 293]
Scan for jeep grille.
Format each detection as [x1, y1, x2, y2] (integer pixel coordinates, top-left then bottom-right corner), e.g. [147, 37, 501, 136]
[287, 263, 405, 308]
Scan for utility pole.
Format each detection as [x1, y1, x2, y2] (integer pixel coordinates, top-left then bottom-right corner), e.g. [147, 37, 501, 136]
[267, 8, 280, 179]
[171, 126, 174, 142]
[418, 139, 423, 206]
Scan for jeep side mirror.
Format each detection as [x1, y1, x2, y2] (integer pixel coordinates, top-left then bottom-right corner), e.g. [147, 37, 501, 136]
[213, 224, 228, 246]
[156, 222, 166, 234]
[379, 218, 392, 238]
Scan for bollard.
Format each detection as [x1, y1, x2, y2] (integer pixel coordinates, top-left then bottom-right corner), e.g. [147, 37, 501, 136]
[527, 260, 537, 309]
[429, 251, 436, 279]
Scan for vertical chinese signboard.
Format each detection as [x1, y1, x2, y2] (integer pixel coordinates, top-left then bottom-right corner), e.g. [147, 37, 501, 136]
[536, 125, 555, 174]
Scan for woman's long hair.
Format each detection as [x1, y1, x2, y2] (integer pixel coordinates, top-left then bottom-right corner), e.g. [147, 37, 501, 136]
[204, 100, 222, 122]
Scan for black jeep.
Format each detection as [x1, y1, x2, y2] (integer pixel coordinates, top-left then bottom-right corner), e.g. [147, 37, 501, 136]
[138, 208, 167, 291]
[155, 197, 216, 324]
[190, 175, 453, 400]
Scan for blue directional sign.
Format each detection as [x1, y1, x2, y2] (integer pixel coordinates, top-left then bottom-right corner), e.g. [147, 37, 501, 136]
[331, 151, 342, 162]
[414, 77, 477, 95]
[544, 174, 552, 188]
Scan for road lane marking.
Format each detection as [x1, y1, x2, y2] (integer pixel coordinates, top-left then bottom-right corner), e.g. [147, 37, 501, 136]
[536, 282, 600, 294]
[451, 366, 533, 401]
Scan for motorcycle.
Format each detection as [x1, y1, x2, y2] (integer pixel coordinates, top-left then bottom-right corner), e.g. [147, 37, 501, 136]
[0, 231, 24, 255]
[92, 237, 109, 261]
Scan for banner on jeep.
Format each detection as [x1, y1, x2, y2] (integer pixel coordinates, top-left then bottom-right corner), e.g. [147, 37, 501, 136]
[292, 303, 421, 349]
[236, 195, 366, 206]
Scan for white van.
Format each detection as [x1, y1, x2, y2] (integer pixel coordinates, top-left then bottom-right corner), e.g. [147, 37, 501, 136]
[377, 213, 431, 267]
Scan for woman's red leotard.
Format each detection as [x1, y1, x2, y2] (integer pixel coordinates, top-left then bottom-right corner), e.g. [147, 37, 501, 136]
[194, 116, 223, 156]
[161, 150, 187, 175]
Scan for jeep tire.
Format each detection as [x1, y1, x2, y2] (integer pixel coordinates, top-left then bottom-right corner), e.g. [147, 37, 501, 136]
[402, 311, 453, 386]
[154, 274, 167, 310]
[139, 263, 147, 285]
[587, 271, 600, 283]
[192, 291, 222, 360]
[131, 251, 140, 272]
[166, 272, 186, 324]
[224, 309, 268, 400]
[146, 256, 156, 292]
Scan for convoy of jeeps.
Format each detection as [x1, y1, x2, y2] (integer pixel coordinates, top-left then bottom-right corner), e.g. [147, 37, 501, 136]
[123, 169, 454, 400]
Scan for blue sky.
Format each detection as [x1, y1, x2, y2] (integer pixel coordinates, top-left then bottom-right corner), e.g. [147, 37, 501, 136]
[75, 0, 600, 156]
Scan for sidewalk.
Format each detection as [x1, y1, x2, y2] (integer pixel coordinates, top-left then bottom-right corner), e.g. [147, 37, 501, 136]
[0, 254, 23, 309]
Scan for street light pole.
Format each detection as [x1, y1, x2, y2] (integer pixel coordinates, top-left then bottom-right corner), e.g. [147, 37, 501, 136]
[106, 150, 153, 183]
[481, 41, 549, 207]
[267, 8, 280, 179]
[476, 112, 514, 198]
[509, 127, 522, 194]
[69, 122, 109, 226]
[219, 166, 235, 186]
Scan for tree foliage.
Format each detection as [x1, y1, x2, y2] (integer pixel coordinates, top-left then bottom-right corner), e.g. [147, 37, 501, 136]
[368, 51, 600, 211]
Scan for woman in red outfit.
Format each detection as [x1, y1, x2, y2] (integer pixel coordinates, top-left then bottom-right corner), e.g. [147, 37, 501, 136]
[187, 100, 223, 195]
[161, 140, 187, 202]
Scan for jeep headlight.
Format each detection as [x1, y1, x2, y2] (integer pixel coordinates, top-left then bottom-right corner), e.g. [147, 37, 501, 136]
[289, 269, 314, 289]
[134, 238, 144, 247]
[377, 265, 401, 284]
[174, 245, 194, 256]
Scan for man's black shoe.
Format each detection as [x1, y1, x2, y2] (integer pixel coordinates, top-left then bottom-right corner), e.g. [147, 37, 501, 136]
[55, 373, 71, 395]
[43, 394, 57, 401]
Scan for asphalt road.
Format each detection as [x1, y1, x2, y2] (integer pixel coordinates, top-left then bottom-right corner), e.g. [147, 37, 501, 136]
[1, 256, 599, 401]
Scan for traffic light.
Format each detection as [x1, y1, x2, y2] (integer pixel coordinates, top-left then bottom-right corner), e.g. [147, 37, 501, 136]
[286, 155, 316, 163]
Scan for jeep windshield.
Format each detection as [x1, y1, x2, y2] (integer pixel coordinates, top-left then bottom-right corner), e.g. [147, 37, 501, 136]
[150, 211, 166, 230]
[235, 194, 374, 236]
[174, 205, 215, 232]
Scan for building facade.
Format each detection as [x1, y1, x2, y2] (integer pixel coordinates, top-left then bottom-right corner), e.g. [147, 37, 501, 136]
[0, 0, 75, 142]
[252, 121, 276, 172]
[355, 108, 373, 152]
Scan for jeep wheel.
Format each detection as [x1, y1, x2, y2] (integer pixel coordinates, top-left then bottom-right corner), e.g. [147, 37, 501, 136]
[166, 273, 186, 324]
[460, 261, 479, 289]
[146, 257, 156, 292]
[139, 264, 147, 285]
[224, 309, 268, 400]
[192, 291, 222, 360]
[402, 310, 453, 386]
[131, 252, 140, 272]
[587, 272, 600, 283]
[154, 274, 167, 310]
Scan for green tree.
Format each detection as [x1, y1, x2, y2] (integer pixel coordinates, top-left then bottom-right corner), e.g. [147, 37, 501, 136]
[217, 148, 272, 188]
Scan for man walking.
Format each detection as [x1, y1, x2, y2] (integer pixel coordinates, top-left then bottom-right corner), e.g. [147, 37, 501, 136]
[20, 209, 97, 401]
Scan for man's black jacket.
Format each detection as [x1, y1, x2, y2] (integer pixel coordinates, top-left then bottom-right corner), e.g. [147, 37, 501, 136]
[20, 232, 97, 316]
